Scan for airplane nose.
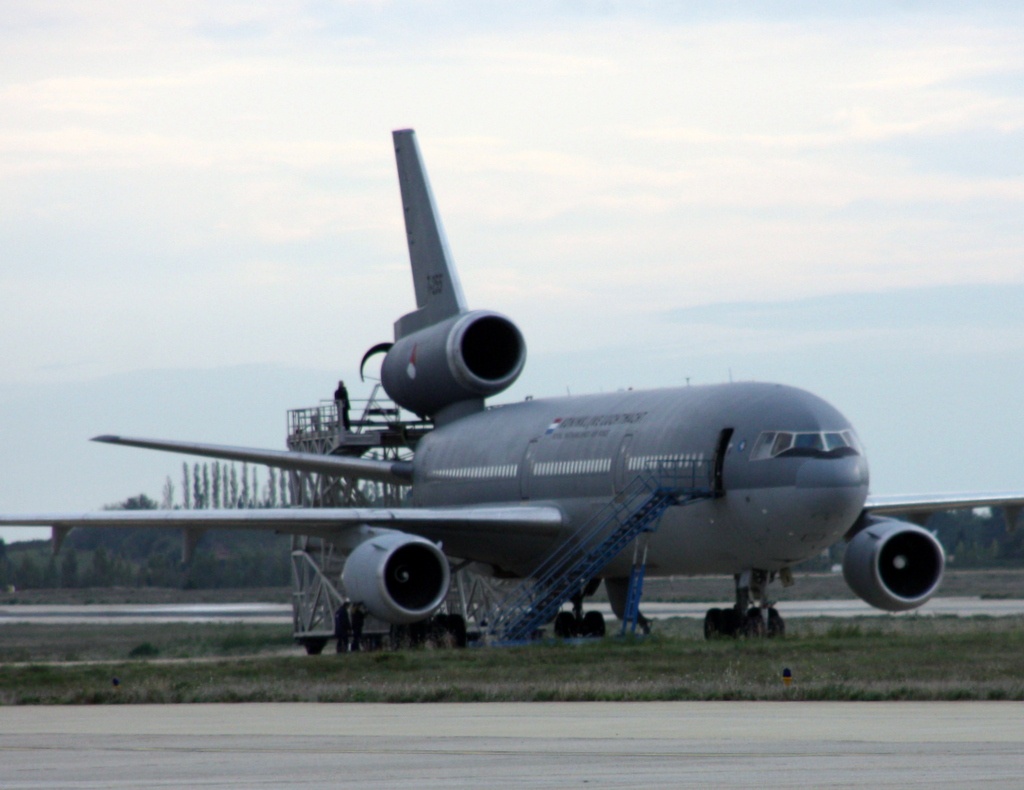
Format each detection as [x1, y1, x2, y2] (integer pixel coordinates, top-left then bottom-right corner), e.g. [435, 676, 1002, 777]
[795, 456, 869, 489]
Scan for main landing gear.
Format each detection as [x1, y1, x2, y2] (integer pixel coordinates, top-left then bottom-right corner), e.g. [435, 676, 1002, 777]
[390, 613, 468, 649]
[553, 585, 607, 639]
[703, 569, 785, 639]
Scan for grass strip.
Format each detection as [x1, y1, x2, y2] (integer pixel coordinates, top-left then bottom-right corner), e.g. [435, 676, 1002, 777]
[2, 617, 1023, 704]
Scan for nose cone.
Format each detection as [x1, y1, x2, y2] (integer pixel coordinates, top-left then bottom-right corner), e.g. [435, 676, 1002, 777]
[742, 456, 870, 562]
[795, 455, 869, 490]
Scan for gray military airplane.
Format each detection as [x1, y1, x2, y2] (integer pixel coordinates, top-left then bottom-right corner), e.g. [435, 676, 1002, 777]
[3, 129, 1023, 642]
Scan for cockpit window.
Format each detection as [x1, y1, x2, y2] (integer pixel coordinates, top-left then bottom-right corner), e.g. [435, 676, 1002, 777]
[823, 432, 846, 451]
[794, 433, 823, 451]
[770, 432, 792, 456]
[749, 429, 861, 460]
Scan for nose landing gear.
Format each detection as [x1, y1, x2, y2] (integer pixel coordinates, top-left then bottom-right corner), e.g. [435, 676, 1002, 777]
[703, 569, 785, 639]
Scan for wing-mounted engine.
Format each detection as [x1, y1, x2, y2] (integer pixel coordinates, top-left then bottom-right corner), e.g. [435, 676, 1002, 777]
[341, 531, 451, 624]
[380, 310, 526, 420]
[842, 516, 945, 611]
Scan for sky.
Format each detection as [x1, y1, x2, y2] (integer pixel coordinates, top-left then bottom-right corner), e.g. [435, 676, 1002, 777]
[2, 2, 1023, 542]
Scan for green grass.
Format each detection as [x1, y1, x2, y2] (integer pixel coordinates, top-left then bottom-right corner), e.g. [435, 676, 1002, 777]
[0, 623, 295, 663]
[2, 616, 1024, 704]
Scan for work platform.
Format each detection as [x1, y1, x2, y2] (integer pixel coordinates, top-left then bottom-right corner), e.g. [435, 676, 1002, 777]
[287, 389, 431, 463]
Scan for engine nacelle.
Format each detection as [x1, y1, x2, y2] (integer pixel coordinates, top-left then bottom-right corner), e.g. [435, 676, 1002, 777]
[843, 517, 945, 612]
[341, 532, 450, 625]
[381, 310, 526, 418]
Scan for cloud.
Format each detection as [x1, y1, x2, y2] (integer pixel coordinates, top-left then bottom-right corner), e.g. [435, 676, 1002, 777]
[1, 3, 1023, 377]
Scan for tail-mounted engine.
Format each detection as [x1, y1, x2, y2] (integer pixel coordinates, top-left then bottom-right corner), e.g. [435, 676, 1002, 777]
[341, 532, 451, 624]
[842, 517, 945, 611]
[380, 310, 526, 419]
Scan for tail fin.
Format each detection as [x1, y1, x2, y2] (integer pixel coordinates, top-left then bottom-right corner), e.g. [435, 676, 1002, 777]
[392, 129, 468, 339]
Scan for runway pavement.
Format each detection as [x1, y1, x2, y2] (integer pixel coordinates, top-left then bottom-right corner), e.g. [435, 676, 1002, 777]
[1, 702, 1021, 788]
[0, 602, 293, 625]
[2, 596, 1023, 624]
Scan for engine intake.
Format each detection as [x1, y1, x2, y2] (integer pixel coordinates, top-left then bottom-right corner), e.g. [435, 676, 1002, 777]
[381, 310, 526, 418]
[843, 517, 945, 612]
[341, 532, 450, 624]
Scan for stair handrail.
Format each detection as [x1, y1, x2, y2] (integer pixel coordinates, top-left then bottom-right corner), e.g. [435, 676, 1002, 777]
[487, 458, 715, 641]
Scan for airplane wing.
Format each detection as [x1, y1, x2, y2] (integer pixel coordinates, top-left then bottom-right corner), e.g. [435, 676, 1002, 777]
[864, 492, 1024, 528]
[91, 435, 411, 485]
[0, 505, 566, 565]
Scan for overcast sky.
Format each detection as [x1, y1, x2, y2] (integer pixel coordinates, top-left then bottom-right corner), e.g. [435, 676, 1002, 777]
[2, 2, 1023, 542]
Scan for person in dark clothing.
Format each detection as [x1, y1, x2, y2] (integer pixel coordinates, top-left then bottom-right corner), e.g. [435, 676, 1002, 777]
[334, 604, 351, 653]
[350, 603, 366, 651]
[334, 380, 351, 431]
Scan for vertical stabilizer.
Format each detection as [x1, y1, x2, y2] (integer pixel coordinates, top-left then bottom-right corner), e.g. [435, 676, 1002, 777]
[393, 129, 468, 339]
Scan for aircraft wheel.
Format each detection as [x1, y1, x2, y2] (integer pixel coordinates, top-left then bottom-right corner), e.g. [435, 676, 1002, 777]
[744, 607, 766, 638]
[302, 637, 328, 656]
[390, 623, 427, 649]
[703, 608, 723, 639]
[554, 611, 578, 638]
[409, 620, 430, 646]
[720, 607, 742, 637]
[431, 614, 450, 646]
[446, 614, 468, 648]
[389, 624, 408, 650]
[767, 607, 785, 638]
[581, 611, 606, 638]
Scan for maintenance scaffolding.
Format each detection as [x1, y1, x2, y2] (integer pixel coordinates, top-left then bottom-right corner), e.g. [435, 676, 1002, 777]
[286, 383, 431, 653]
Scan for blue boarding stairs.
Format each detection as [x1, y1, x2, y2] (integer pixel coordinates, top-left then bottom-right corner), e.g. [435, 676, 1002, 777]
[485, 459, 715, 644]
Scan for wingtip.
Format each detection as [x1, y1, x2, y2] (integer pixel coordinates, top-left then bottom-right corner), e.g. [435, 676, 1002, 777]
[91, 434, 119, 443]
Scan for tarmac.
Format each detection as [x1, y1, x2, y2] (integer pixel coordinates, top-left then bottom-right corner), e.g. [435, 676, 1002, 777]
[2, 596, 1023, 624]
[3, 600, 1022, 786]
[1, 702, 1022, 788]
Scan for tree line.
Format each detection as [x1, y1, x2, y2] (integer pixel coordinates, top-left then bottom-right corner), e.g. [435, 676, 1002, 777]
[1, 461, 292, 592]
[172, 461, 292, 509]
[1, 467, 1021, 592]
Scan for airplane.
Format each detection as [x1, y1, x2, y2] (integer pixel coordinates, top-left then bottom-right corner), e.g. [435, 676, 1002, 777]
[3, 129, 1023, 648]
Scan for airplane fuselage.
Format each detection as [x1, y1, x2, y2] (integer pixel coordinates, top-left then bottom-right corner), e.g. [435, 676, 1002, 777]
[411, 381, 869, 578]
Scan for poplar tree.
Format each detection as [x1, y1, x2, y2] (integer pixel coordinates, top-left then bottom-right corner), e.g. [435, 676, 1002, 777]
[277, 469, 289, 507]
[267, 466, 277, 507]
[161, 476, 175, 509]
[211, 461, 221, 509]
[193, 463, 203, 509]
[182, 462, 191, 510]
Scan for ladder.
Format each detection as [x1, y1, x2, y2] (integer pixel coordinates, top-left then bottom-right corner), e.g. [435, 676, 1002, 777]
[620, 533, 651, 636]
[486, 459, 714, 643]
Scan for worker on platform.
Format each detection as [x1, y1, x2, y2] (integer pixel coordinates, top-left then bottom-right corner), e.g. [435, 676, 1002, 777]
[334, 380, 351, 431]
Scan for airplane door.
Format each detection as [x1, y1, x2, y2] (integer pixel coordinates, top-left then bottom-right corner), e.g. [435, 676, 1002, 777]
[713, 427, 734, 496]
[519, 439, 538, 500]
[613, 434, 634, 494]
